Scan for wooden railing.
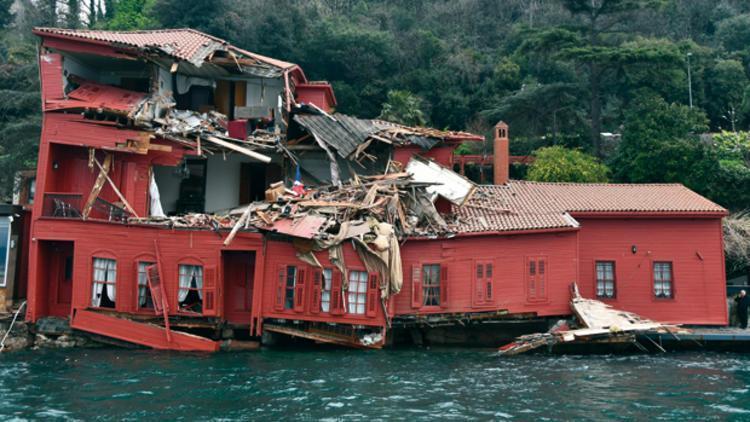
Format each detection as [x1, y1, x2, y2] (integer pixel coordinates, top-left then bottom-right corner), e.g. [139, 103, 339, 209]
[42, 193, 131, 222]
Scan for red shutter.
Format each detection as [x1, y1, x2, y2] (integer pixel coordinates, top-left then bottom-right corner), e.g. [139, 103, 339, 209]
[330, 270, 344, 315]
[203, 266, 217, 316]
[274, 265, 285, 311]
[440, 265, 448, 308]
[294, 268, 306, 313]
[310, 269, 322, 314]
[527, 257, 536, 301]
[411, 265, 422, 309]
[485, 263, 494, 303]
[146, 264, 166, 314]
[538, 258, 547, 301]
[366, 273, 379, 317]
[473, 263, 484, 307]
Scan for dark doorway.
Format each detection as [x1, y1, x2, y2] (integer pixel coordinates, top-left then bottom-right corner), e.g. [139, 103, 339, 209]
[240, 163, 282, 204]
[222, 251, 256, 325]
[39, 240, 74, 317]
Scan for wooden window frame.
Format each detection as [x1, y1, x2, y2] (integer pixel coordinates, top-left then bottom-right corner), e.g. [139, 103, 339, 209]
[422, 263, 441, 308]
[136, 260, 156, 311]
[347, 270, 368, 315]
[653, 261, 674, 299]
[91, 255, 117, 310]
[595, 261, 616, 299]
[177, 263, 204, 313]
[320, 268, 333, 313]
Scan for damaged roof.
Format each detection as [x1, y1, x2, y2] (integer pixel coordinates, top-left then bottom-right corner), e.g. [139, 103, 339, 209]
[293, 112, 483, 158]
[452, 181, 726, 234]
[33, 27, 297, 70]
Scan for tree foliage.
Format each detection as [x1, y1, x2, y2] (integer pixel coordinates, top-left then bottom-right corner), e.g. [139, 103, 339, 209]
[378, 90, 427, 127]
[527, 146, 610, 182]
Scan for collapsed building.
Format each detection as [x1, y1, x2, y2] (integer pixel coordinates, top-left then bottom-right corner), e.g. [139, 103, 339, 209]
[12, 27, 729, 351]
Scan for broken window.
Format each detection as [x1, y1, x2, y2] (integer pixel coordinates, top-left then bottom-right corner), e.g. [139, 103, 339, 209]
[92, 257, 117, 308]
[422, 264, 441, 307]
[596, 261, 616, 298]
[137, 261, 155, 309]
[285, 266, 297, 309]
[320, 268, 333, 312]
[653, 262, 673, 298]
[347, 270, 368, 315]
[178, 264, 204, 312]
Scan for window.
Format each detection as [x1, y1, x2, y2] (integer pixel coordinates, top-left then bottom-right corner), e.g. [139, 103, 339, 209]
[92, 257, 116, 308]
[422, 264, 441, 307]
[320, 269, 332, 312]
[348, 271, 368, 314]
[653, 262, 673, 298]
[178, 264, 203, 312]
[0, 217, 10, 287]
[285, 266, 297, 309]
[137, 262, 154, 309]
[596, 261, 616, 298]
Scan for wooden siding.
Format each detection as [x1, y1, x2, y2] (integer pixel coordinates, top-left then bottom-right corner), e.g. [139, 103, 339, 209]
[576, 218, 727, 325]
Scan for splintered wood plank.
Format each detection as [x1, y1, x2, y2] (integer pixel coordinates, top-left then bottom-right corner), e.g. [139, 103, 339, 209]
[81, 152, 112, 219]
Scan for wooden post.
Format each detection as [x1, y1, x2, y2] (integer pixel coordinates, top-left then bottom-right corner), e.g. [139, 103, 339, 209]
[93, 157, 140, 218]
[82, 153, 113, 219]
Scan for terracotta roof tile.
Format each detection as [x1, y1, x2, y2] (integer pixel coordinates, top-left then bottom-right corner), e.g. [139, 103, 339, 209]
[451, 180, 726, 234]
[33, 27, 296, 69]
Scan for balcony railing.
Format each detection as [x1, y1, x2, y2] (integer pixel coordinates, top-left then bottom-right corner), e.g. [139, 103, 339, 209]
[42, 193, 131, 222]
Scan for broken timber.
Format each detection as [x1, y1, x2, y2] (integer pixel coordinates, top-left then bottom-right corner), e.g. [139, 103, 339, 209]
[498, 283, 688, 356]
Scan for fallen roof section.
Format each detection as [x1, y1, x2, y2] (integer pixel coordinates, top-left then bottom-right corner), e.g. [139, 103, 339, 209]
[292, 112, 484, 159]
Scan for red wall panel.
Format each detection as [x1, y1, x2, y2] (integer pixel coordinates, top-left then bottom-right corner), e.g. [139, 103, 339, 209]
[575, 217, 727, 325]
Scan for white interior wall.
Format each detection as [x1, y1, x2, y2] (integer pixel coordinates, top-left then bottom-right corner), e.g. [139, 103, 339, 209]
[245, 77, 284, 109]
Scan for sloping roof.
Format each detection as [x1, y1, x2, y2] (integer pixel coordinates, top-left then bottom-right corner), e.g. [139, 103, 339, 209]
[293, 114, 382, 158]
[451, 180, 726, 234]
[33, 27, 297, 70]
[293, 113, 483, 158]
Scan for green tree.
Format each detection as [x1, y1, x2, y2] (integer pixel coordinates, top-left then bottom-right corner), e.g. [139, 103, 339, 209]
[103, 0, 156, 30]
[378, 90, 427, 126]
[527, 145, 610, 182]
[705, 59, 749, 131]
[611, 94, 715, 192]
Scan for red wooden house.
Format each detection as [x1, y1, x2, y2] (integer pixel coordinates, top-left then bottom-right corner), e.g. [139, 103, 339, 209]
[24, 27, 728, 351]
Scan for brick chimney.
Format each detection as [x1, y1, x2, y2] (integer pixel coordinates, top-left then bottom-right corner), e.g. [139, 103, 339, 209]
[493, 121, 509, 185]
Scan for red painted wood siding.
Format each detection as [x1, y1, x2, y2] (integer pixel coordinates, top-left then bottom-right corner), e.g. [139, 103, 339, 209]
[27, 218, 265, 324]
[261, 240, 386, 328]
[392, 145, 456, 168]
[394, 231, 579, 318]
[576, 217, 727, 325]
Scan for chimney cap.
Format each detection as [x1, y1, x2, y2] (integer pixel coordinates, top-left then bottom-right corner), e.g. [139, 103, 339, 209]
[495, 121, 508, 128]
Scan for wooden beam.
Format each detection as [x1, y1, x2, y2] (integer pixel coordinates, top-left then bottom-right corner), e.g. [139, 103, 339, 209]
[82, 153, 112, 219]
[203, 136, 271, 163]
[93, 157, 140, 218]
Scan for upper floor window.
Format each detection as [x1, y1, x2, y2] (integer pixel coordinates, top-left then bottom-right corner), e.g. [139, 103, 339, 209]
[653, 262, 673, 298]
[320, 268, 333, 312]
[422, 264, 441, 307]
[92, 257, 116, 308]
[137, 261, 154, 309]
[348, 271, 368, 315]
[596, 261, 616, 299]
[178, 264, 203, 312]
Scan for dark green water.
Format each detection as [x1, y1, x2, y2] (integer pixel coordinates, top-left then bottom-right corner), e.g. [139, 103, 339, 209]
[2, 348, 750, 420]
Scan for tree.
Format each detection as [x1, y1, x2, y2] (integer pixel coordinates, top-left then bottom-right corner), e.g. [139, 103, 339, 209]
[103, 0, 156, 30]
[705, 59, 749, 131]
[559, 0, 664, 156]
[611, 94, 716, 193]
[378, 90, 427, 126]
[527, 145, 610, 182]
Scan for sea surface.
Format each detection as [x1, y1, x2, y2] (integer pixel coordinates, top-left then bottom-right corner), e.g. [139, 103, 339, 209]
[1, 348, 750, 420]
